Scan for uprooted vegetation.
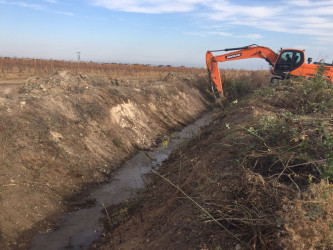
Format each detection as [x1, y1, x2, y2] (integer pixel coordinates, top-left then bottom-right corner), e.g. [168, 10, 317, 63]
[93, 70, 333, 249]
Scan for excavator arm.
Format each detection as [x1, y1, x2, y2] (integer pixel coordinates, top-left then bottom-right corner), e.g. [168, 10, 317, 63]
[206, 44, 278, 97]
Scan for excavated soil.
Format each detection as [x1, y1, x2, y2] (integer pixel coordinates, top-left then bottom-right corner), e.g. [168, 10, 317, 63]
[0, 71, 213, 249]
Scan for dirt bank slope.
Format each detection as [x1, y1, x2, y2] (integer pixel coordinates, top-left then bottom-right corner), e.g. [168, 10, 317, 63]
[0, 71, 213, 248]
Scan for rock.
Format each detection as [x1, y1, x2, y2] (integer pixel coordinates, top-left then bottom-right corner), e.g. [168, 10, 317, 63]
[50, 131, 63, 142]
[20, 101, 26, 108]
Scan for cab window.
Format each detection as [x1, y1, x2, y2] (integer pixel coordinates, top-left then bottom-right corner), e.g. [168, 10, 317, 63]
[275, 50, 303, 72]
[278, 52, 293, 64]
[293, 52, 302, 67]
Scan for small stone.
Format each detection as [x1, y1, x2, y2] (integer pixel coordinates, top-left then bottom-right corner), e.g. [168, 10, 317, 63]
[50, 131, 63, 142]
[20, 101, 26, 108]
[235, 244, 242, 250]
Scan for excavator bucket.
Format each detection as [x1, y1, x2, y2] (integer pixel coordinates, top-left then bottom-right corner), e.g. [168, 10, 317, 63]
[206, 51, 224, 97]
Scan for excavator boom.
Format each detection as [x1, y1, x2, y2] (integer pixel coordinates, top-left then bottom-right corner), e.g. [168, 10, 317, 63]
[206, 44, 278, 97]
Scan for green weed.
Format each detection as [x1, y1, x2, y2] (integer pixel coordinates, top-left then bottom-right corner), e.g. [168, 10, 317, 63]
[224, 78, 252, 101]
[242, 115, 333, 187]
[113, 138, 123, 147]
[277, 67, 333, 113]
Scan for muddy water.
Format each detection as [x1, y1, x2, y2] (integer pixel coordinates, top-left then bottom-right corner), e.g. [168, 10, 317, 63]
[31, 113, 212, 250]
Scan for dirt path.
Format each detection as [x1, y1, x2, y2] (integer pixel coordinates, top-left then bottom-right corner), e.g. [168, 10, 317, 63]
[0, 71, 214, 249]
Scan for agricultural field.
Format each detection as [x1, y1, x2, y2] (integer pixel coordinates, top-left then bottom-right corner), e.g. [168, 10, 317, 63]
[0, 57, 332, 249]
[0, 57, 204, 80]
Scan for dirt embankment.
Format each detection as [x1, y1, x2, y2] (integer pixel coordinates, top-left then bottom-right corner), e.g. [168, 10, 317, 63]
[0, 71, 213, 249]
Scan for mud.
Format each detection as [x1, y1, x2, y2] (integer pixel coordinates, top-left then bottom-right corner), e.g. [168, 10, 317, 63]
[31, 114, 212, 249]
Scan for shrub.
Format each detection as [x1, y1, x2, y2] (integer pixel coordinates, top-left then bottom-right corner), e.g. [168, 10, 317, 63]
[223, 78, 253, 101]
[243, 115, 333, 188]
[213, 70, 270, 102]
[268, 66, 333, 114]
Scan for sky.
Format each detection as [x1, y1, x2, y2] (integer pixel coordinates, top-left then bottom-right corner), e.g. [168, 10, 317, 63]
[1, 0, 333, 69]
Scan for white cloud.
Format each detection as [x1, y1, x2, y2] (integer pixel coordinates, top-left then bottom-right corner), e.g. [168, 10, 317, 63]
[204, 1, 333, 43]
[207, 31, 233, 37]
[206, 31, 262, 40]
[183, 32, 207, 37]
[285, 0, 333, 7]
[55, 11, 74, 16]
[9, 1, 45, 10]
[90, 0, 333, 43]
[207, 2, 284, 20]
[294, 45, 326, 50]
[238, 34, 263, 40]
[0, 0, 75, 16]
[93, 0, 205, 14]
[300, 6, 333, 15]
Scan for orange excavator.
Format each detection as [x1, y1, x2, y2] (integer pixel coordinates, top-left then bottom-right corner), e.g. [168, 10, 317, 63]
[206, 44, 333, 97]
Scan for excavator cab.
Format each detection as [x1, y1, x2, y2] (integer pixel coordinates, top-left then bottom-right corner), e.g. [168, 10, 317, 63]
[273, 50, 304, 78]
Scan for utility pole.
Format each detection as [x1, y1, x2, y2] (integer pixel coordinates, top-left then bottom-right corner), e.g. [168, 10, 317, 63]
[76, 52, 81, 73]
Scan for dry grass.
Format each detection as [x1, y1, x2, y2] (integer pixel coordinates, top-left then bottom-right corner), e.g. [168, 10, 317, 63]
[280, 180, 333, 249]
[222, 70, 271, 101]
[0, 56, 205, 80]
[173, 72, 333, 248]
